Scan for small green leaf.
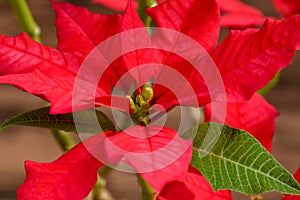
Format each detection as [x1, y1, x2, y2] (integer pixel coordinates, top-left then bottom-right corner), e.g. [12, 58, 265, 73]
[0, 106, 115, 133]
[190, 123, 300, 195]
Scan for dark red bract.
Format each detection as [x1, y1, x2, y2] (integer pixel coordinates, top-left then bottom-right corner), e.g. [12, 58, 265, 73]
[273, 0, 300, 17]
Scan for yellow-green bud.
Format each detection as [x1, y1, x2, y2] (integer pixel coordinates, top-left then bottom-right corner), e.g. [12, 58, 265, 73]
[140, 101, 151, 111]
[138, 115, 148, 125]
[135, 95, 144, 105]
[126, 95, 137, 113]
[142, 84, 154, 101]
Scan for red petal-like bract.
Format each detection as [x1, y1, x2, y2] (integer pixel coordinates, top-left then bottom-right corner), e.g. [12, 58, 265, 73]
[147, 0, 220, 50]
[220, 14, 265, 29]
[16, 132, 107, 200]
[92, 0, 263, 29]
[157, 166, 232, 200]
[216, 0, 265, 29]
[273, 0, 300, 17]
[17, 126, 192, 198]
[212, 15, 300, 102]
[0, 33, 86, 114]
[119, 0, 154, 83]
[204, 93, 278, 152]
[91, 0, 137, 11]
[0, 2, 124, 114]
[282, 167, 300, 200]
[53, 1, 122, 57]
[91, 0, 166, 11]
[101, 126, 192, 192]
[0, 33, 78, 75]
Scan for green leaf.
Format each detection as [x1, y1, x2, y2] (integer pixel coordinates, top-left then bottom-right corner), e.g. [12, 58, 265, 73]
[0, 106, 116, 133]
[258, 72, 281, 96]
[190, 123, 300, 195]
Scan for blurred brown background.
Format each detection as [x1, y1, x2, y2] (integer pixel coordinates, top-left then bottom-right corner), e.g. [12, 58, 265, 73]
[0, 0, 299, 199]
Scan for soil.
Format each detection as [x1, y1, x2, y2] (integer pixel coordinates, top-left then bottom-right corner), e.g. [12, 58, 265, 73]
[0, 0, 299, 200]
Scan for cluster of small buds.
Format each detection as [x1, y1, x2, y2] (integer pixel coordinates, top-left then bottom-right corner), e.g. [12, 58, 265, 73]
[127, 83, 154, 125]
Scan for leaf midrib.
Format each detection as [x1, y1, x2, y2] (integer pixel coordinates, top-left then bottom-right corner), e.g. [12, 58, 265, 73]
[195, 147, 300, 193]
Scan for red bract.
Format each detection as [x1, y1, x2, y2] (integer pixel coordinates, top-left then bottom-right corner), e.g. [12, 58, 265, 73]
[91, 0, 137, 11]
[282, 167, 300, 200]
[204, 93, 279, 152]
[146, 0, 220, 51]
[273, 0, 300, 17]
[109, 126, 192, 192]
[0, 1, 123, 114]
[216, 0, 265, 29]
[157, 166, 232, 200]
[17, 126, 192, 199]
[16, 133, 106, 199]
[92, 0, 265, 29]
[91, 0, 164, 11]
[211, 15, 300, 102]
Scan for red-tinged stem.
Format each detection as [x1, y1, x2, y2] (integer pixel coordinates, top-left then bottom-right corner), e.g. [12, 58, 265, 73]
[9, 0, 41, 42]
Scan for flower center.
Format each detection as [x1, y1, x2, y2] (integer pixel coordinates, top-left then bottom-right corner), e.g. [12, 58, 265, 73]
[127, 83, 154, 125]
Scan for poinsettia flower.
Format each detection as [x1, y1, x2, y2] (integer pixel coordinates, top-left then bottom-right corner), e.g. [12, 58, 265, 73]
[216, 0, 265, 29]
[273, 0, 300, 17]
[204, 93, 279, 152]
[282, 167, 300, 200]
[0, 0, 300, 199]
[157, 166, 232, 200]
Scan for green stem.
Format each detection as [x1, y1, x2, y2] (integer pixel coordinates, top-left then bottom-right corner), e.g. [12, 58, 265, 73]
[92, 175, 102, 200]
[98, 165, 113, 178]
[51, 129, 76, 151]
[137, 174, 156, 200]
[91, 166, 113, 199]
[9, 0, 41, 42]
[258, 72, 281, 96]
[137, 0, 156, 27]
